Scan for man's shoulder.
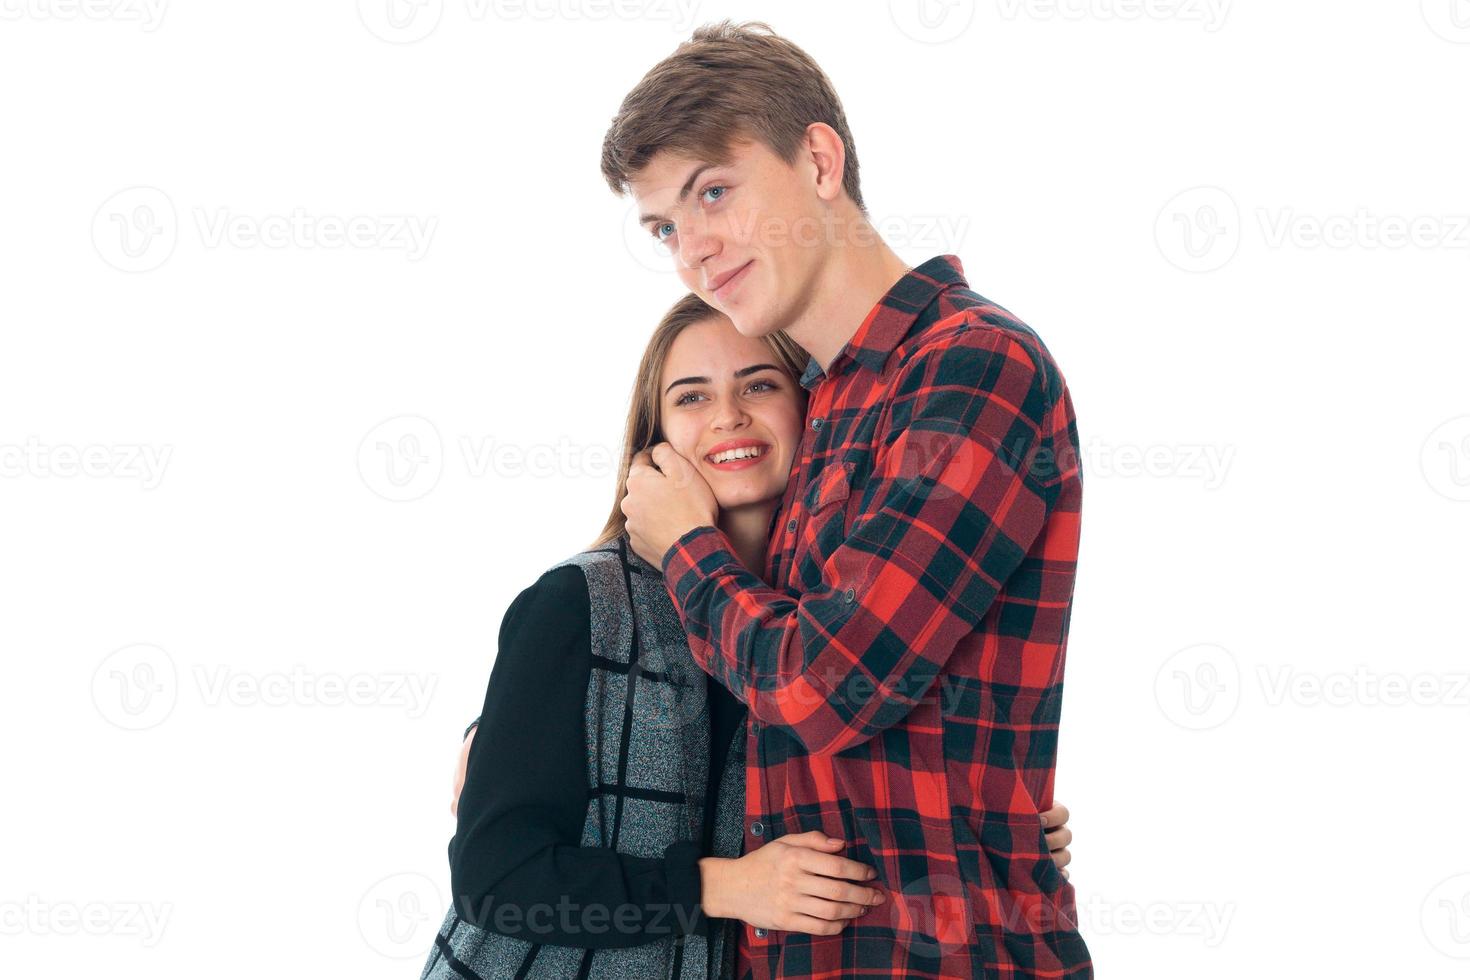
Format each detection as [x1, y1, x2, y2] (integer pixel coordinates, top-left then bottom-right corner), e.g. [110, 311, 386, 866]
[891, 284, 1071, 401]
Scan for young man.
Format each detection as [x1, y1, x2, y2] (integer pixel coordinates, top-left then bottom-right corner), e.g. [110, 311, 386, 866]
[611, 21, 1093, 980]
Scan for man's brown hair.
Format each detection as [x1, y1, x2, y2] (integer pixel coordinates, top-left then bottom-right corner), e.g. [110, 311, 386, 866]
[600, 20, 866, 213]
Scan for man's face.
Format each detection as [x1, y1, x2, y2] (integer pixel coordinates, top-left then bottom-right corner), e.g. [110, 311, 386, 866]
[629, 135, 828, 340]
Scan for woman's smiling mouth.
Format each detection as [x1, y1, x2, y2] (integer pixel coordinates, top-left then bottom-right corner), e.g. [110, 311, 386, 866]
[704, 440, 771, 471]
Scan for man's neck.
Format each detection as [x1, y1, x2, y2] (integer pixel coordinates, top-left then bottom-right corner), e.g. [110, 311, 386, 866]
[717, 501, 778, 579]
[779, 229, 914, 373]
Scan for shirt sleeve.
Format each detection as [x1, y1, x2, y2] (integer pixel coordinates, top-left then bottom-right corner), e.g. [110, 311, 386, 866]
[449, 564, 711, 946]
[662, 330, 1064, 756]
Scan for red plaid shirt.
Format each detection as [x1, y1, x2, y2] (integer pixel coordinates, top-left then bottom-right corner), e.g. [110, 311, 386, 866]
[662, 255, 1092, 978]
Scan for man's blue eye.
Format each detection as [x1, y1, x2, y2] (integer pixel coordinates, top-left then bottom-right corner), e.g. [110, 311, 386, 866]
[702, 186, 726, 204]
[654, 222, 676, 241]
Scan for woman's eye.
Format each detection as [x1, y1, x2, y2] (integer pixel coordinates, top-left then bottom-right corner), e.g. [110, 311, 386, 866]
[747, 380, 777, 394]
[674, 391, 705, 406]
[701, 185, 726, 205]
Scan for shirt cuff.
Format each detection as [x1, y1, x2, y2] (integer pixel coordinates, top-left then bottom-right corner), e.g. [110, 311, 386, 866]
[661, 525, 742, 611]
[662, 839, 707, 936]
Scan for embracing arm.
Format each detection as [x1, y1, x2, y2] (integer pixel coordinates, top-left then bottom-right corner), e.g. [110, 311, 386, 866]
[663, 332, 1066, 756]
[449, 565, 709, 946]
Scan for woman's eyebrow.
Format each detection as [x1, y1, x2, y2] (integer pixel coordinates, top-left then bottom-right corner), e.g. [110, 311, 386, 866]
[664, 364, 782, 396]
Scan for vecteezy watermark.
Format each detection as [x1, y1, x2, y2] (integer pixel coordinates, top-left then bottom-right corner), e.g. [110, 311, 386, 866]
[92, 186, 177, 273]
[1157, 645, 1470, 730]
[92, 644, 179, 731]
[0, 437, 172, 489]
[1257, 208, 1470, 251]
[0, 896, 173, 946]
[1421, 0, 1470, 44]
[995, 0, 1231, 31]
[623, 201, 972, 274]
[1257, 666, 1470, 709]
[1076, 895, 1235, 947]
[1423, 873, 1470, 959]
[92, 644, 438, 730]
[0, 0, 168, 30]
[1154, 643, 1241, 730]
[359, 873, 442, 959]
[92, 186, 437, 272]
[1155, 186, 1241, 273]
[889, 0, 977, 44]
[357, 0, 701, 44]
[1157, 186, 1470, 272]
[1421, 415, 1470, 502]
[357, 415, 619, 502]
[1081, 437, 1235, 489]
[192, 665, 437, 718]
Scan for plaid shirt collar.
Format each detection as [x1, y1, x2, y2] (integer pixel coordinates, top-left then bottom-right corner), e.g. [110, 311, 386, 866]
[797, 253, 970, 390]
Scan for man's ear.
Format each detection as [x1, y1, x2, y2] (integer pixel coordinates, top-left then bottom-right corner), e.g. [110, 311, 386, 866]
[803, 122, 847, 205]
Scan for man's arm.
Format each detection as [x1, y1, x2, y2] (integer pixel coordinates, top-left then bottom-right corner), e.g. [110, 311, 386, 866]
[664, 330, 1068, 755]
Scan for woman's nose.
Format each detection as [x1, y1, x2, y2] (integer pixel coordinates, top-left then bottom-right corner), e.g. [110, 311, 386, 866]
[711, 404, 750, 432]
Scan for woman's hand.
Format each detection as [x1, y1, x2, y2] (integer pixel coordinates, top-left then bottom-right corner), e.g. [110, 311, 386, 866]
[698, 831, 885, 936]
[450, 725, 476, 817]
[1041, 801, 1073, 880]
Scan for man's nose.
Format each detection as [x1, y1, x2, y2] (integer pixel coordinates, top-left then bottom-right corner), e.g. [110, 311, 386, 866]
[676, 212, 718, 272]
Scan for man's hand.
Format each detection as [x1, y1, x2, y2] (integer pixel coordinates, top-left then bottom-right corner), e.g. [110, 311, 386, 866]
[621, 443, 718, 568]
[450, 725, 475, 817]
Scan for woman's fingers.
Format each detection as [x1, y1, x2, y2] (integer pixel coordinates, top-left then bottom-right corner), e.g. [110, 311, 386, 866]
[1045, 824, 1073, 852]
[781, 912, 850, 936]
[793, 894, 869, 924]
[795, 848, 876, 883]
[801, 872, 885, 909]
[1040, 801, 1070, 830]
[1051, 847, 1072, 870]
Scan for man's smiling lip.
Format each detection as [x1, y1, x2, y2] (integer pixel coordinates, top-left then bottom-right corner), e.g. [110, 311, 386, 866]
[706, 260, 752, 294]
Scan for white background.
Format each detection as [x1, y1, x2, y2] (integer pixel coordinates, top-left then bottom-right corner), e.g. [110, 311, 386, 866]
[3, 1, 1468, 976]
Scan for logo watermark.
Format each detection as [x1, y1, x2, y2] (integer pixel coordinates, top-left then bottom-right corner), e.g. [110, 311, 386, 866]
[92, 186, 436, 272]
[1157, 186, 1470, 272]
[1422, 0, 1470, 43]
[358, 0, 701, 44]
[0, 0, 168, 29]
[92, 644, 438, 729]
[359, 872, 442, 958]
[1422, 415, 1470, 502]
[358, 415, 619, 502]
[0, 437, 172, 489]
[1423, 873, 1470, 959]
[0, 896, 172, 946]
[889, 0, 977, 44]
[995, 0, 1230, 31]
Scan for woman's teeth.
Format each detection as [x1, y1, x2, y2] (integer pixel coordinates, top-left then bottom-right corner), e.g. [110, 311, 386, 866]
[708, 445, 767, 464]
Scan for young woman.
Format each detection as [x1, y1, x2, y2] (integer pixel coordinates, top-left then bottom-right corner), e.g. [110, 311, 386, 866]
[422, 294, 1075, 980]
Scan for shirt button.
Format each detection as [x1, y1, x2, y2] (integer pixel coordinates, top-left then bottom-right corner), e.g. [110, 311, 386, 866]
[750, 820, 765, 837]
[754, 928, 768, 938]
[811, 417, 825, 431]
[844, 587, 855, 603]
[786, 519, 797, 533]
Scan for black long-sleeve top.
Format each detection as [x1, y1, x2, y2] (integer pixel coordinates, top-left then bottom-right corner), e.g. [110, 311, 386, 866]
[450, 565, 744, 947]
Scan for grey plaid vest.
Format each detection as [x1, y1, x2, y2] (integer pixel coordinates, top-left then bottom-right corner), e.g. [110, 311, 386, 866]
[422, 536, 747, 980]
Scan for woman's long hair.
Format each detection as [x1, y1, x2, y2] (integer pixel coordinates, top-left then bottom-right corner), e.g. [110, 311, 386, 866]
[591, 293, 809, 549]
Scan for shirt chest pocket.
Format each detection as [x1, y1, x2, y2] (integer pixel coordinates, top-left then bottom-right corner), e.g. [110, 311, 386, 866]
[792, 461, 854, 591]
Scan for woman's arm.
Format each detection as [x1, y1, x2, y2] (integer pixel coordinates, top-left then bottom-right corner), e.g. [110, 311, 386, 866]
[449, 565, 707, 948]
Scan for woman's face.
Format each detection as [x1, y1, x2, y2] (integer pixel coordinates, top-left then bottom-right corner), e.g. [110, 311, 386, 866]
[657, 314, 805, 512]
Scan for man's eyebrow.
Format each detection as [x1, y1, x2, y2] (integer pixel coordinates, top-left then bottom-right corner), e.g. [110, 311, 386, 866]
[638, 163, 718, 226]
[664, 364, 783, 396]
